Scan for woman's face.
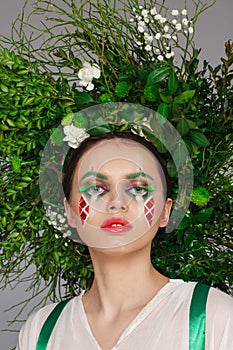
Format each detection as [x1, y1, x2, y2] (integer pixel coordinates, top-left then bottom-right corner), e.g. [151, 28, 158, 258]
[65, 138, 171, 248]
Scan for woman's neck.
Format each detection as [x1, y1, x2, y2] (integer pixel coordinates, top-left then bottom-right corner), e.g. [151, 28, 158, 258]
[83, 245, 169, 316]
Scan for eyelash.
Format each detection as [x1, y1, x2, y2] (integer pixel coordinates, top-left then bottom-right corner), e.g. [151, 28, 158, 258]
[126, 184, 154, 198]
[79, 184, 109, 198]
[79, 182, 155, 199]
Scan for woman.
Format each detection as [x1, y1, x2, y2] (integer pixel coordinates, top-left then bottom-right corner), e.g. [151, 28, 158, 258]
[16, 132, 233, 350]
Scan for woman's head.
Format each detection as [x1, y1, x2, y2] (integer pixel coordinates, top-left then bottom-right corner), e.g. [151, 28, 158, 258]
[63, 132, 172, 248]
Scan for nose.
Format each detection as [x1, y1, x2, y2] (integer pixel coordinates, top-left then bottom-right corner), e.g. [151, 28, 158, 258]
[107, 202, 128, 213]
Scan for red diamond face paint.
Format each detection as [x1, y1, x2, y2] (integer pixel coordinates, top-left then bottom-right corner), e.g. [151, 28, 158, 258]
[144, 196, 155, 227]
[78, 195, 89, 226]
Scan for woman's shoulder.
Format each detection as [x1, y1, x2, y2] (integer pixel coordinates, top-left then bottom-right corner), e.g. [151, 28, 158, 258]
[16, 295, 81, 350]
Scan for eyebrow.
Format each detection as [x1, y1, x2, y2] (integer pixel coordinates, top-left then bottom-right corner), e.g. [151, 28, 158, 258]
[126, 172, 154, 181]
[80, 171, 154, 182]
[80, 171, 108, 181]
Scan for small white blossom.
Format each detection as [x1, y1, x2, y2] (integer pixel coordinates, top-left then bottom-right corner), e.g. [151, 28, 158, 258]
[171, 9, 179, 16]
[172, 35, 178, 41]
[55, 234, 59, 239]
[129, 18, 134, 22]
[144, 33, 153, 43]
[156, 48, 160, 53]
[155, 33, 161, 40]
[163, 33, 171, 39]
[158, 55, 164, 61]
[160, 17, 167, 24]
[184, 30, 188, 35]
[165, 52, 173, 59]
[150, 7, 157, 15]
[154, 14, 162, 21]
[138, 20, 145, 27]
[141, 9, 149, 17]
[182, 9, 187, 16]
[136, 40, 143, 46]
[78, 62, 101, 91]
[138, 26, 145, 33]
[139, 5, 143, 9]
[133, 7, 136, 12]
[164, 25, 169, 32]
[170, 51, 175, 57]
[144, 17, 150, 23]
[182, 18, 189, 26]
[63, 124, 89, 149]
[172, 19, 178, 25]
[175, 23, 182, 31]
[188, 27, 194, 34]
[145, 44, 152, 51]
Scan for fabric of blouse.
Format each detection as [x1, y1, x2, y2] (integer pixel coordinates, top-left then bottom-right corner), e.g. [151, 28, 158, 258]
[16, 279, 233, 350]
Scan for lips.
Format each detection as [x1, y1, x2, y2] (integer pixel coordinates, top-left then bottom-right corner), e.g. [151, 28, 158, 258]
[101, 217, 132, 233]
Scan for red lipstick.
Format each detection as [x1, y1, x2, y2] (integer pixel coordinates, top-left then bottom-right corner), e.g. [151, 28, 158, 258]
[101, 217, 132, 234]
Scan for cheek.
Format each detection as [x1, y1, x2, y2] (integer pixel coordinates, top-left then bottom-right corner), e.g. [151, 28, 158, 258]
[79, 195, 90, 226]
[144, 196, 155, 227]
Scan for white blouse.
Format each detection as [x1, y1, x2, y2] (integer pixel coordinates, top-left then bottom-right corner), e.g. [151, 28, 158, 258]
[16, 279, 233, 350]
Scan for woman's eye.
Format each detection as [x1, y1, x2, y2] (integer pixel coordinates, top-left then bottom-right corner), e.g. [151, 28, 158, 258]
[126, 186, 149, 197]
[79, 184, 108, 197]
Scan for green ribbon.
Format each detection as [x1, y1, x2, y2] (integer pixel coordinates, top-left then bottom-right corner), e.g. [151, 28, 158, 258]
[189, 283, 210, 350]
[36, 299, 71, 350]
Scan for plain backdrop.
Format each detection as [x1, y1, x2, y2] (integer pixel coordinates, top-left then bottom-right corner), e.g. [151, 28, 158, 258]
[0, 0, 232, 349]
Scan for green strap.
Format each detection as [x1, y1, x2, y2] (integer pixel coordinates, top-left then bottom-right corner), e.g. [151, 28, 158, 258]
[189, 283, 210, 350]
[36, 299, 71, 350]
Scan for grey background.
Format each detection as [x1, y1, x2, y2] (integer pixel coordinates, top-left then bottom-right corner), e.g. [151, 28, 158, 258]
[0, 0, 232, 349]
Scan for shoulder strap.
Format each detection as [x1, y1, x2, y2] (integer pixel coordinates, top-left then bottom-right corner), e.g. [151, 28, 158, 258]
[189, 282, 210, 350]
[36, 299, 71, 350]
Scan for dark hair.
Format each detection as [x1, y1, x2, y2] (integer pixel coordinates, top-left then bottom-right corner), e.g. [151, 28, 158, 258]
[62, 132, 173, 201]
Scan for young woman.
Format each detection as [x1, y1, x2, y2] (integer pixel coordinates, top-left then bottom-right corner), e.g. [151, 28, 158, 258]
[16, 132, 233, 350]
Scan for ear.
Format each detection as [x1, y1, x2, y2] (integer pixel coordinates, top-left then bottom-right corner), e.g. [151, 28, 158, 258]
[159, 198, 172, 228]
[64, 198, 77, 228]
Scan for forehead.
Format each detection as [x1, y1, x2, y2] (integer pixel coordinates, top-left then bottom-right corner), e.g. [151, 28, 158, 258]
[76, 138, 162, 179]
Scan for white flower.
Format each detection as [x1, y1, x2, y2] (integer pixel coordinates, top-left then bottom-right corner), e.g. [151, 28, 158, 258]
[171, 9, 179, 16]
[155, 33, 161, 40]
[78, 62, 101, 91]
[150, 7, 157, 15]
[144, 17, 150, 23]
[63, 124, 89, 149]
[157, 55, 164, 61]
[175, 23, 182, 31]
[182, 9, 187, 16]
[156, 48, 160, 53]
[164, 25, 169, 32]
[172, 35, 178, 41]
[138, 20, 145, 27]
[139, 5, 143, 9]
[129, 18, 134, 22]
[188, 27, 194, 34]
[138, 26, 145, 33]
[141, 9, 149, 17]
[172, 19, 178, 25]
[145, 44, 152, 51]
[160, 17, 167, 24]
[182, 18, 189, 26]
[165, 52, 172, 59]
[144, 33, 153, 43]
[154, 14, 161, 21]
[163, 33, 171, 39]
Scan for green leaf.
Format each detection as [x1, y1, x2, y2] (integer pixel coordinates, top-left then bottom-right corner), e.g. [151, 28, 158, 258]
[147, 66, 170, 84]
[73, 112, 87, 128]
[74, 92, 93, 105]
[168, 70, 178, 94]
[177, 119, 190, 135]
[157, 102, 169, 119]
[166, 159, 177, 177]
[177, 215, 191, 230]
[193, 208, 213, 224]
[160, 92, 173, 104]
[190, 130, 210, 147]
[174, 90, 196, 104]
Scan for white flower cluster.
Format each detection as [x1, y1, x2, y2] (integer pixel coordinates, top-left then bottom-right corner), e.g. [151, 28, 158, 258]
[63, 124, 89, 149]
[46, 206, 72, 239]
[77, 61, 101, 91]
[131, 6, 194, 62]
